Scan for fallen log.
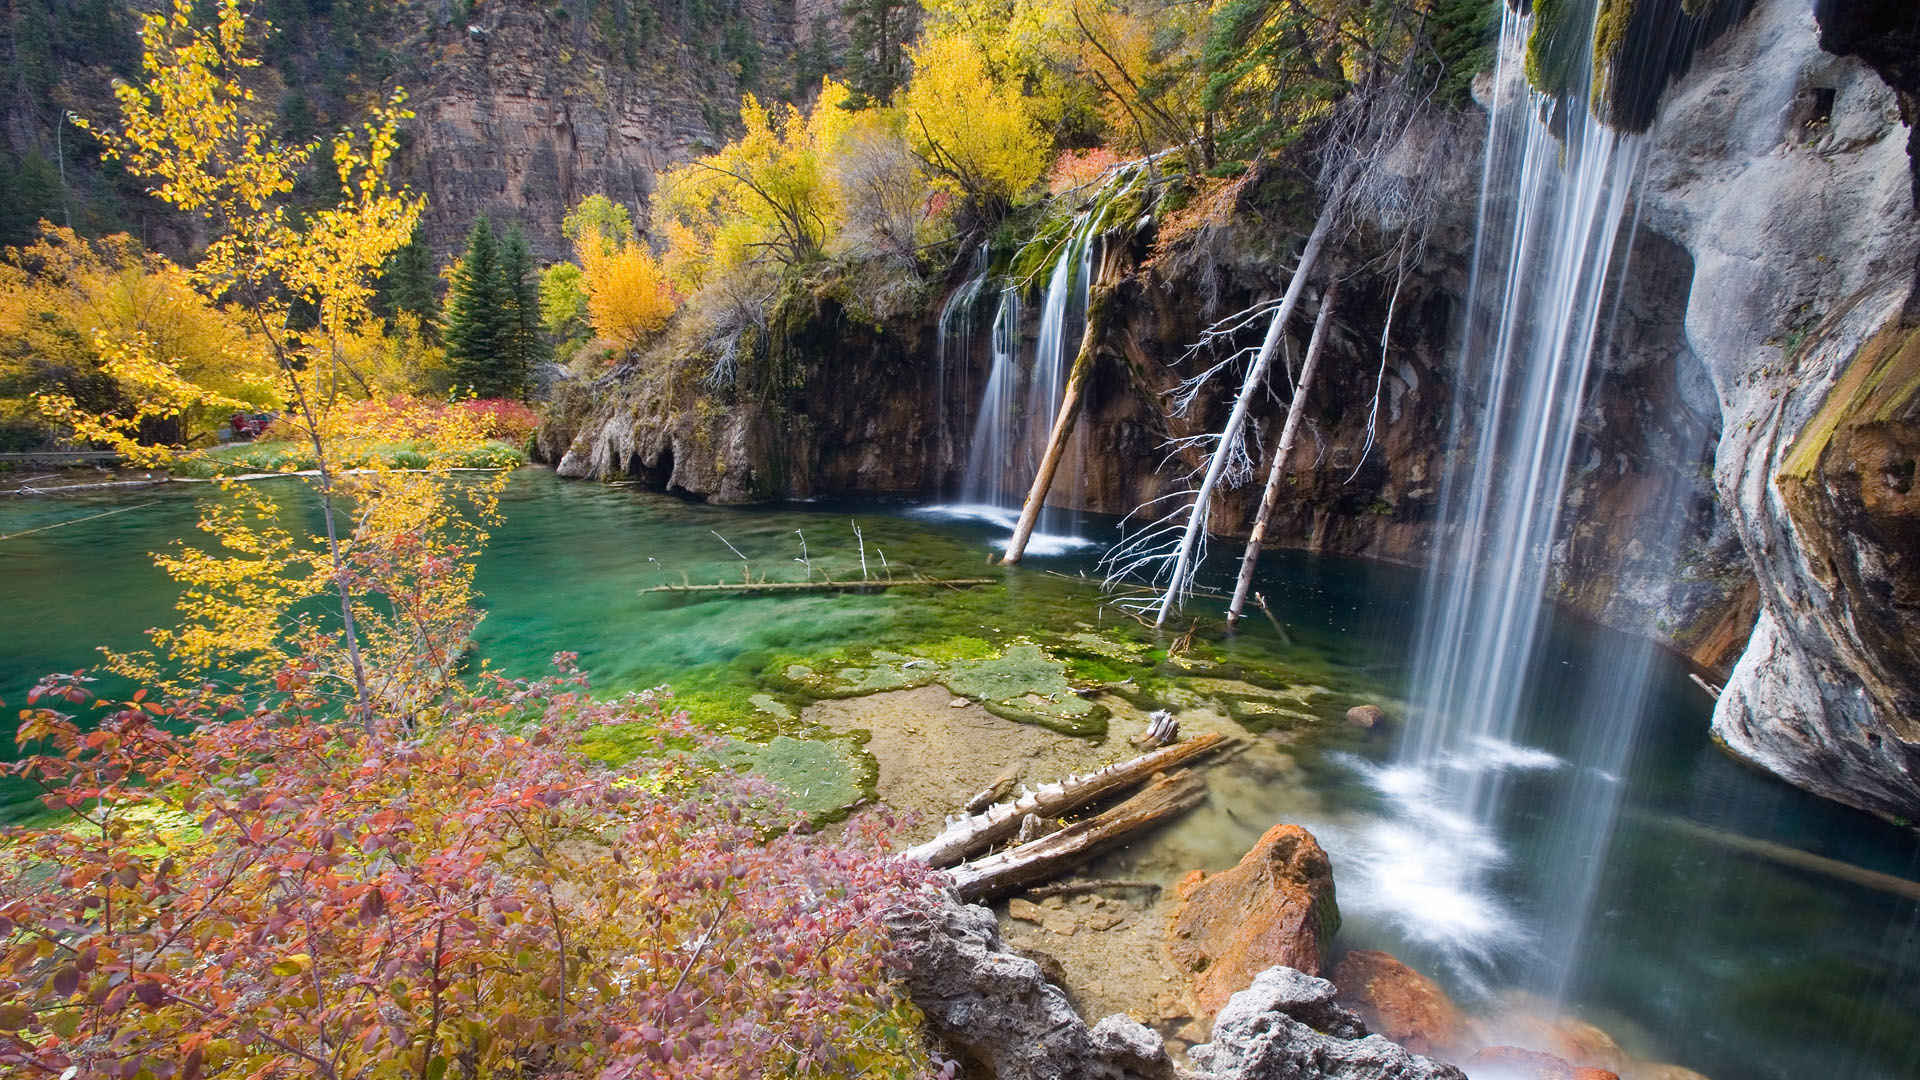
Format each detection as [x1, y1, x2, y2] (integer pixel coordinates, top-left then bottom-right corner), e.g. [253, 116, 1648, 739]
[946, 770, 1208, 901]
[905, 731, 1229, 869]
[644, 577, 997, 596]
[1024, 878, 1162, 900]
[963, 771, 1021, 815]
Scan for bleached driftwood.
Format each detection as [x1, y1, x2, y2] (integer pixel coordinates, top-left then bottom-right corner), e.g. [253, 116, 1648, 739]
[946, 770, 1208, 901]
[645, 577, 995, 596]
[905, 731, 1228, 869]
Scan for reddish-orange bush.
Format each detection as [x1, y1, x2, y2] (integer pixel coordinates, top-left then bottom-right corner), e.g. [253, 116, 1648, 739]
[0, 660, 943, 1079]
[453, 397, 540, 444]
[1046, 148, 1122, 195]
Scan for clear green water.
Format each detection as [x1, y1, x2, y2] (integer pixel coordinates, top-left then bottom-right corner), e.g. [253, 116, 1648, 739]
[1, 468, 1915, 1079]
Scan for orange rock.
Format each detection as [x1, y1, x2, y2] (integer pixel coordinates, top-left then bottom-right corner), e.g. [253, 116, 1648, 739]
[1466, 1046, 1577, 1079]
[1166, 824, 1339, 1018]
[1463, 1046, 1621, 1080]
[1331, 949, 1465, 1054]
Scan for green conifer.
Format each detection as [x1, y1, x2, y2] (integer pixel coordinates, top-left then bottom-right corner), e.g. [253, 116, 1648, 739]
[499, 224, 547, 396]
[378, 224, 440, 334]
[444, 216, 511, 396]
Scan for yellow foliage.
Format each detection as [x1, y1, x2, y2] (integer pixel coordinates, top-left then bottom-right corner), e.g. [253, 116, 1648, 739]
[0, 225, 276, 461]
[898, 29, 1050, 205]
[582, 242, 678, 348]
[71, 0, 507, 720]
[656, 80, 856, 281]
[73, 0, 422, 417]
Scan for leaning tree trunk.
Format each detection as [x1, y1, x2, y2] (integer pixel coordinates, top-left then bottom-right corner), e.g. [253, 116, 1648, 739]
[1150, 191, 1343, 626]
[1003, 238, 1128, 565]
[1226, 284, 1340, 628]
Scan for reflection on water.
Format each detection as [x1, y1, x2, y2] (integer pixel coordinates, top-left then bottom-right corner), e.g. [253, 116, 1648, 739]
[0, 469, 1915, 1079]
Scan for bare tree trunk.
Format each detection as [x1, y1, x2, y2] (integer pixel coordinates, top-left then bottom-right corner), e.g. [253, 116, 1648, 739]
[1003, 240, 1125, 565]
[945, 770, 1208, 900]
[254, 310, 375, 729]
[1227, 284, 1340, 628]
[1151, 193, 1342, 626]
[905, 731, 1230, 868]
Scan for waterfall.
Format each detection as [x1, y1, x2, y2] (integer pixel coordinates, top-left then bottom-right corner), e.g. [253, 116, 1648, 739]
[935, 243, 991, 463]
[1021, 212, 1103, 532]
[959, 289, 1022, 508]
[1348, 0, 1674, 994]
[940, 163, 1143, 547]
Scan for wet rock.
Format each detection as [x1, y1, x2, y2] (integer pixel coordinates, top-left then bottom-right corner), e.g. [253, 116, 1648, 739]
[1345, 705, 1389, 730]
[1464, 1046, 1620, 1080]
[892, 889, 1176, 1079]
[1639, 0, 1920, 819]
[1330, 950, 1465, 1055]
[1008, 898, 1044, 923]
[1168, 824, 1340, 1018]
[1187, 967, 1467, 1080]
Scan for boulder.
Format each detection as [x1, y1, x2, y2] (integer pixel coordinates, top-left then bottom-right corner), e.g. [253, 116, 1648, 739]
[1345, 705, 1389, 730]
[1168, 824, 1340, 1018]
[1464, 1046, 1620, 1080]
[1330, 950, 1465, 1055]
[1187, 966, 1468, 1080]
[891, 888, 1174, 1080]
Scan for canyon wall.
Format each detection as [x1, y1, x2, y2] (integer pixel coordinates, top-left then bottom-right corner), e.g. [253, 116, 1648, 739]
[1639, 0, 1920, 821]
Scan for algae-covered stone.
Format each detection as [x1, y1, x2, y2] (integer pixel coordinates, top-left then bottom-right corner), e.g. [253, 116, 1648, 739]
[718, 735, 868, 817]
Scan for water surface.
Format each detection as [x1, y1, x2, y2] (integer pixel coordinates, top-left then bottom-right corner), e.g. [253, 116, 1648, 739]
[0, 469, 1914, 1079]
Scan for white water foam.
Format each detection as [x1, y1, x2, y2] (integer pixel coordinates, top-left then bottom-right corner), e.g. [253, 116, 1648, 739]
[913, 503, 1098, 557]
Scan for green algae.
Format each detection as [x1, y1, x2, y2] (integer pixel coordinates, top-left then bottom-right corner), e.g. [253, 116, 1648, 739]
[715, 735, 871, 818]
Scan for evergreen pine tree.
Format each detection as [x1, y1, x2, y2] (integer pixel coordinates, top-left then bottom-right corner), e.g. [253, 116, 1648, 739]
[443, 216, 511, 396]
[377, 223, 440, 335]
[840, 0, 913, 106]
[498, 223, 546, 398]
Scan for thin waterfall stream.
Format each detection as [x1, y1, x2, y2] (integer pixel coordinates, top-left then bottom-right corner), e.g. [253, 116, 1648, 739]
[1337, 0, 1675, 996]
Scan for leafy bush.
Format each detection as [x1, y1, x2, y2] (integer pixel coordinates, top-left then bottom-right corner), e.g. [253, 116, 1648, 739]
[451, 398, 540, 445]
[0, 660, 946, 1079]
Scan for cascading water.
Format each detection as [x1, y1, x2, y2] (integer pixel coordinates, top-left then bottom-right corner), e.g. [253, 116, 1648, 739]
[1340, 0, 1679, 996]
[959, 289, 1022, 508]
[934, 243, 991, 463]
[1020, 211, 1103, 533]
[938, 164, 1145, 549]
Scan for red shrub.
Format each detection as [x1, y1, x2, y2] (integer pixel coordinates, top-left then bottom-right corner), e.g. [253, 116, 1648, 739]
[454, 398, 541, 444]
[1047, 148, 1122, 195]
[0, 661, 943, 1079]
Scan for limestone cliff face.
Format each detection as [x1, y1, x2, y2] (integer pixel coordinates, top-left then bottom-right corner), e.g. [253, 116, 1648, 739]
[1637, 0, 1920, 819]
[396, 0, 796, 261]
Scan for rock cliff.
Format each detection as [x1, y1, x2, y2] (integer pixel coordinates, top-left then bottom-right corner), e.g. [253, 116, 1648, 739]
[1637, 0, 1920, 820]
[398, 0, 798, 261]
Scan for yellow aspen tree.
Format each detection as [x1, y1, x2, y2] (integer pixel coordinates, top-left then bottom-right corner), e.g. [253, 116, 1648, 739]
[898, 30, 1050, 210]
[75, 0, 503, 725]
[582, 242, 677, 348]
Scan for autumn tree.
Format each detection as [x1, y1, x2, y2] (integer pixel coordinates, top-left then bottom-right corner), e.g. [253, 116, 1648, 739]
[2, 225, 277, 452]
[70, 0, 506, 723]
[655, 81, 856, 283]
[898, 28, 1050, 216]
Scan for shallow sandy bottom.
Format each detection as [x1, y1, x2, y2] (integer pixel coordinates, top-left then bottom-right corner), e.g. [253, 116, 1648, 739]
[805, 683, 1327, 1047]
